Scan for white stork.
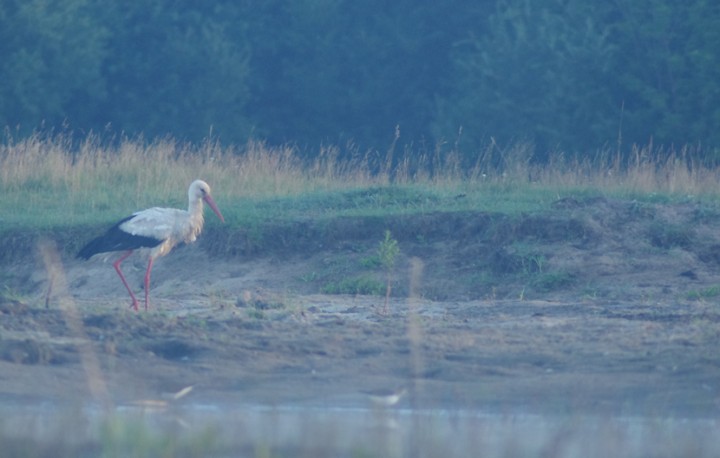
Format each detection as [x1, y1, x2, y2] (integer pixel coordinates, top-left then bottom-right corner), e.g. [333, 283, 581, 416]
[77, 179, 225, 311]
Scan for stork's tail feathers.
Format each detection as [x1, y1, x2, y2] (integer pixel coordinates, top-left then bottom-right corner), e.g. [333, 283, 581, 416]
[77, 217, 162, 260]
[77, 238, 103, 260]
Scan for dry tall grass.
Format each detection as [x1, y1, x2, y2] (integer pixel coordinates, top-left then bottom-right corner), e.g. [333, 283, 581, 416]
[1, 133, 718, 226]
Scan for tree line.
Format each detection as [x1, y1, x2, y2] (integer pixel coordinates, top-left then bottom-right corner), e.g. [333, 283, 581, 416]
[1, 0, 718, 162]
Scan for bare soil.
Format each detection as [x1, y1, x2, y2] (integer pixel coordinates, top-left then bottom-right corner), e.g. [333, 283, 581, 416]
[1, 196, 720, 417]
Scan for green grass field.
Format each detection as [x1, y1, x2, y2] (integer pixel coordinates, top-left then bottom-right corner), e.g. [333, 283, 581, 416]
[2, 133, 718, 233]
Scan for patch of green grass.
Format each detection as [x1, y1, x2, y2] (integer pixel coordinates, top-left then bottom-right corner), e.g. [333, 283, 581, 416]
[236, 185, 447, 223]
[484, 242, 576, 295]
[99, 415, 221, 457]
[687, 285, 720, 300]
[0, 286, 26, 304]
[507, 242, 547, 275]
[4, 134, 720, 237]
[316, 231, 401, 299]
[378, 230, 400, 310]
[321, 275, 384, 295]
[531, 271, 575, 292]
[237, 295, 287, 319]
[247, 308, 266, 320]
[647, 222, 694, 249]
[181, 315, 209, 330]
[359, 255, 381, 269]
[298, 271, 319, 282]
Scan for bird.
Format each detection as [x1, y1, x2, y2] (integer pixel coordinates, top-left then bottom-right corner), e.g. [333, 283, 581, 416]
[77, 179, 225, 311]
[361, 387, 407, 408]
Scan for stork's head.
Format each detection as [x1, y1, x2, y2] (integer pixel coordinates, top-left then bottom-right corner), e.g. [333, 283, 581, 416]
[189, 179, 225, 223]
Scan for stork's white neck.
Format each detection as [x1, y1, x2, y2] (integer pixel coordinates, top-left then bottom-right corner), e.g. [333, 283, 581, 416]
[184, 180, 214, 242]
[189, 195, 202, 213]
[183, 196, 205, 243]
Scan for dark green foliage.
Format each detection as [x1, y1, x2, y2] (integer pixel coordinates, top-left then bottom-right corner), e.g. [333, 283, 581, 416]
[0, 0, 251, 143]
[436, 0, 720, 159]
[607, 0, 720, 152]
[95, 2, 251, 143]
[242, 0, 492, 151]
[0, 0, 718, 156]
[436, 0, 620, 155]
[0, 0, 107, 130]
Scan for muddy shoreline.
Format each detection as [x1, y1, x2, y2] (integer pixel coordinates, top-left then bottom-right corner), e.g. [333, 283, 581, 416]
[2, 198, 720, 419]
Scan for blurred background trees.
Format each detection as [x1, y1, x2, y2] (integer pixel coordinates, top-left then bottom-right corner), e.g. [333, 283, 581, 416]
[0, 0, 717, 161]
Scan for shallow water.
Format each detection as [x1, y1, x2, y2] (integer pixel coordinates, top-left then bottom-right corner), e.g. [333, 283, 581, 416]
[2, 401, 719, 457]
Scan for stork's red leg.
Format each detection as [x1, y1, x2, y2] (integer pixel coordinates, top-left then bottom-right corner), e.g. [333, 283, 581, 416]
[113, 250, 139, 311]
[144, 257, 154, 311]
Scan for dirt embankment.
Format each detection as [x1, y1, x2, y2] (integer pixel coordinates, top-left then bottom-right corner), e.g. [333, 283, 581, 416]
[1, 196, 720, 416]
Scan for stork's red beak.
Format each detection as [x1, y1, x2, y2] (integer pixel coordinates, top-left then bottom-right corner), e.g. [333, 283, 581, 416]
[204, 195, 225, 223]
